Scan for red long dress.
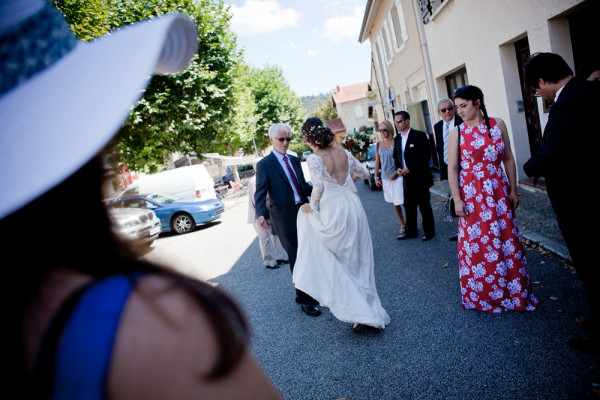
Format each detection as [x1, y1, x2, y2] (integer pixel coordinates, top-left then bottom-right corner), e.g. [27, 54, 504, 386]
[457, 118, 537, 313]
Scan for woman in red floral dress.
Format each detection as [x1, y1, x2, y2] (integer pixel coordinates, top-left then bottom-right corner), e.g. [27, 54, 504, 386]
[447, 85, 537, 313]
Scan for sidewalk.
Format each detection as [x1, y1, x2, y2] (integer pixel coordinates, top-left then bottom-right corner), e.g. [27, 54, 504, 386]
[430, 172, 571, 262]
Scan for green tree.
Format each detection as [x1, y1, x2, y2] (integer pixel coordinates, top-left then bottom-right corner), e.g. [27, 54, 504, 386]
[246, 65, 307, 151]
[312, 100, 338, 122]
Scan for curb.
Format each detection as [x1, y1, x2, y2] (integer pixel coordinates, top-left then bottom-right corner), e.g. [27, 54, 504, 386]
[429, 188, 571, 262]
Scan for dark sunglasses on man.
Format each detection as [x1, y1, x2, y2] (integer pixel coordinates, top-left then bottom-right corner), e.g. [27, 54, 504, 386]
[439, 106, 454, 113]
[277, 137, 292, 142]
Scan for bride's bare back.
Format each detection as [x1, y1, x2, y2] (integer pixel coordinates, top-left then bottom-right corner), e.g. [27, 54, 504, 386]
[314, 146, 349, 186]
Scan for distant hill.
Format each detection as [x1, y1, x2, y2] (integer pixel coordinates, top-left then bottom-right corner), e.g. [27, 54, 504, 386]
[301, 92, 331, 116]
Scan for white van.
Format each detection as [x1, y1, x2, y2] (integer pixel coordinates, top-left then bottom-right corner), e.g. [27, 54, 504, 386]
[118, 165, 216, 202]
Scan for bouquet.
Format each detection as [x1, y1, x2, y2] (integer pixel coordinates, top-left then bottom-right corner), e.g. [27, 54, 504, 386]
[340, 130, 373, 156]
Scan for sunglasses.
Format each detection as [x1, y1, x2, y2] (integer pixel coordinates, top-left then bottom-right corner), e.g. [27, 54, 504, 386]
[394, 119, 404, 123]
[439, 106, 454, 113]
[276, 137, 292, 142]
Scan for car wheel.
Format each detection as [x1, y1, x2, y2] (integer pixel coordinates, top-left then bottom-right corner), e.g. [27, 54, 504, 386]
[172, 213, 196, 234]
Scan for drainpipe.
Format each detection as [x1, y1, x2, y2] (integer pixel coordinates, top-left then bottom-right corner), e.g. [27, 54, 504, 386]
[413, 1, 437, 116]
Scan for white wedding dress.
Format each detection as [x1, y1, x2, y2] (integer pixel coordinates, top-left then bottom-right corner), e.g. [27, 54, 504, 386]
[293, 150, 390, 329]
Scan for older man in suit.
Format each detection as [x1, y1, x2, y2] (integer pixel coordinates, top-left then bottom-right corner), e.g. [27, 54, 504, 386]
[524, 52, 600, 353]
[434, 98, 463, 241]
[393, 111, 435, 241]
[255, 123, 321, 316]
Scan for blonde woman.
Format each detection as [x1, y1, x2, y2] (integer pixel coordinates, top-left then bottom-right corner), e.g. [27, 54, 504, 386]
[373, 120, 406, 236]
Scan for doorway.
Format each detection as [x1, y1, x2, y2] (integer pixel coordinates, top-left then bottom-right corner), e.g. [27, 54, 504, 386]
[515, 37, 543, 157]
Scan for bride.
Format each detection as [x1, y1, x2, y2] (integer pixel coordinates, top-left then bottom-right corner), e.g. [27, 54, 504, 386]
[293, 118, 390, 331]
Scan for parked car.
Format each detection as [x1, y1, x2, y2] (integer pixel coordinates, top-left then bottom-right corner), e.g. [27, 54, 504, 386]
[108, 192, 224, 235]
[362, 143, 382, 191]
[219, 164, 255, 184]
[302, 150, 312, 161]
[107, 207, 162, 246]
[118, 165, 216, 203]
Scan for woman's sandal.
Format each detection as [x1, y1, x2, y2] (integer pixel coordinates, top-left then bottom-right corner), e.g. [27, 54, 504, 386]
[351, 323, 363, 332]
[399, 225, 406, 234]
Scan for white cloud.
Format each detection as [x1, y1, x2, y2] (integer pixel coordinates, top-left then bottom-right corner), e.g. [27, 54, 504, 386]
[230, 0, 301, 35]
[307, 49, 318, 57]
[283, 41, 297, 49]
[322, 5, 363, 44]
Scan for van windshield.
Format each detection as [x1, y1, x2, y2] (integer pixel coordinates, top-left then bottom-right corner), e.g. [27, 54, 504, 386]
[146, 193, 177, 204]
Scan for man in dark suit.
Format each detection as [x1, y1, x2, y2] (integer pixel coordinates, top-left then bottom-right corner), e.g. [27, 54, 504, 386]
[524, 52, 599, 353]
[254, 123, 321, 317]
[434, 98, 463, 241]
[393, 111, 435, 241]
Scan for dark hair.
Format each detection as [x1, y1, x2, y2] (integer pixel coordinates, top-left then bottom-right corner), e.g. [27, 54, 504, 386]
[394, 110, 410, 121]
[576, 53, 600, 80]
[524, 52, 573, 89]
[4, 155, 249, 390]
[453, 85, 491, 137]
[302, 117, 335, 149]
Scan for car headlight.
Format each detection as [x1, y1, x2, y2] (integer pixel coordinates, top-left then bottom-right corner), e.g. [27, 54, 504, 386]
[121, 220, 141, 228]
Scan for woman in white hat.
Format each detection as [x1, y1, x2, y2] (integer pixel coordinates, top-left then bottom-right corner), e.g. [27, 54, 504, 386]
[0, 1, 281, 398]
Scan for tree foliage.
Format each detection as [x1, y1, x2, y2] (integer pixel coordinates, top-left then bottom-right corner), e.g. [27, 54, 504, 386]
[312, 100, 338, 122]
[245, 65, 307, 151]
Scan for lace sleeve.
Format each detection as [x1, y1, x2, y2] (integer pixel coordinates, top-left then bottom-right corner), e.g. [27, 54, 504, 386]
[348, 150, 369, 179]
[306, 155, 323, 210]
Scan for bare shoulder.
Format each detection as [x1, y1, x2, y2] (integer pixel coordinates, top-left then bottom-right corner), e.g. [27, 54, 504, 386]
[109, 274, 281, 400]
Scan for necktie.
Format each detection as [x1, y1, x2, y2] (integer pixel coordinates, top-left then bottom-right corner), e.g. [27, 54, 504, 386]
[443, 122, 450, 164]
[283, 155, 306, 203]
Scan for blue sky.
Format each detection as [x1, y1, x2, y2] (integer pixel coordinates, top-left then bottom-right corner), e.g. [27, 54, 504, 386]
[224, 0, 372, 97]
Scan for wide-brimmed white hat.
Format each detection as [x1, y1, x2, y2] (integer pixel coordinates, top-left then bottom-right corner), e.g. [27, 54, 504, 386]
[0, 0, 198, 220]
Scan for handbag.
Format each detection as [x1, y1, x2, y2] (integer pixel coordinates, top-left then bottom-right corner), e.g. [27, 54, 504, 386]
[444, 125, 461, 220]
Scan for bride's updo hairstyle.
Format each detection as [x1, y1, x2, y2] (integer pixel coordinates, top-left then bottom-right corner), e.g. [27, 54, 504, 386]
[302, 117, 335, 149]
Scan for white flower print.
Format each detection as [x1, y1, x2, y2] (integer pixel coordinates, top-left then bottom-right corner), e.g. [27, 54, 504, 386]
[484, 145, 496, 162]
[467, 222, 482, 241]
[482, 179, 494, 195]
[493, 238, 502, 249]
[484, 249, 499, 263]
[498, 277, 507, 287]
[464, 182, 477, 200]
[466, 201, 475, 214]
[486, 196, 496, 209]
[472, 263, 486, 279]
[507, 278, 522, 295]
[496, 198, 508, 216]
[495, 262, 507, 276]
[485, 275, 496, 283]
[489, 288, 504, 300]
[490, 221, 501, 237]
[471, 136, 485, 149]
[480, 209, 493, 222]
[502, 239, 516, 256]
[501, 298, 515, 310]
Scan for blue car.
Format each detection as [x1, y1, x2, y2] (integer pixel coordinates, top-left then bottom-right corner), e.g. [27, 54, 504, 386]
[108, 193, 224, 235]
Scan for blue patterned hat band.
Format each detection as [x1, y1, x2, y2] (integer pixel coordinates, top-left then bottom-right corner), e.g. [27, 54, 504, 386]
[0, 2, 78, 96]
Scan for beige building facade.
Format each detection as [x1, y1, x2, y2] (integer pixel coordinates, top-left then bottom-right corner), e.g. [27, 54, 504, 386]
[360, 0, 436, 138]
[330, 82, 372, 135]
[361, 0, 598, 180]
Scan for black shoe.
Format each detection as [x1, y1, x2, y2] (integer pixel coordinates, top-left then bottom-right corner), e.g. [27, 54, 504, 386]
[276, 259, 289, 265]
[449, 234, 458, 241]
[397, 233, 418, 240]
[568, 337, 599, 354]
[296, 295, 319, 305]
[301, 304, 321, 317]
[265, 264, 279, 269]
[422, 234, 435, 242]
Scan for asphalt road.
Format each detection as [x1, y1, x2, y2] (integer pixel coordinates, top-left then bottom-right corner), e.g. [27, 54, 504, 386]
[146, 179, 597, 400]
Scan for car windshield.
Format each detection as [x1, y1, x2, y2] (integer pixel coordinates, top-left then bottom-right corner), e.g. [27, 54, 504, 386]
[146, 193, 177, 204]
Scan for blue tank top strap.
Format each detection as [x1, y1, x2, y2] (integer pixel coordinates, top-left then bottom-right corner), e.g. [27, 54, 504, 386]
[52, 274, 140, 400]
